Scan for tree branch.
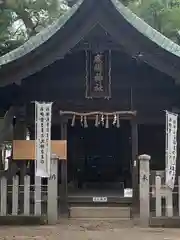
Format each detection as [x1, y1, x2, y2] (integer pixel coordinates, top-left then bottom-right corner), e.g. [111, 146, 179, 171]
[0, 0, 37, 36]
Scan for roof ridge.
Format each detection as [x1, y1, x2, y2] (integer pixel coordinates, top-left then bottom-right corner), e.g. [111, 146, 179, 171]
[1, 0, 180, 68]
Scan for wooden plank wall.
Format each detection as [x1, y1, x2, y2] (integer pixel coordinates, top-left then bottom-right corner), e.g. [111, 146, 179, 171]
[22, 50, 177, 125]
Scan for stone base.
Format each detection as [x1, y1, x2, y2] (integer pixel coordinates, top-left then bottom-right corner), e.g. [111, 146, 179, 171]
[150, 217, 180, 228]
[70, 206, 131, 219]
[0, 216, 47, 225]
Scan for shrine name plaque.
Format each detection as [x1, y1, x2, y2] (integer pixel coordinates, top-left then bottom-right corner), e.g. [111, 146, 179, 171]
[13, 140, 67, 160]
[85, 50, 111, 99]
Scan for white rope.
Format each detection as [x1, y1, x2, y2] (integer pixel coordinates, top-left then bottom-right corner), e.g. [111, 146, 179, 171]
[59, 110, 136, 116]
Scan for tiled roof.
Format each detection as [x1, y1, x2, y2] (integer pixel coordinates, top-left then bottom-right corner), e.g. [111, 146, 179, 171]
[0, 0, 180, 67]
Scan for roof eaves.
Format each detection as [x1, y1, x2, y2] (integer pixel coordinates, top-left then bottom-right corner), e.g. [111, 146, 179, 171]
[111, 0, 180, 58]
[0, 0, 83, 67]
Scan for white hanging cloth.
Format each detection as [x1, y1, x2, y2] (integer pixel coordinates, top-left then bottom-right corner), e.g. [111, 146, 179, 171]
[1, 144, 11, 171]
[165, 111, 178, 189]
[35, 102, 52, 178]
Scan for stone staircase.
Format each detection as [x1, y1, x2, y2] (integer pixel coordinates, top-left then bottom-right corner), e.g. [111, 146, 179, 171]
[69, 206, 131, 219]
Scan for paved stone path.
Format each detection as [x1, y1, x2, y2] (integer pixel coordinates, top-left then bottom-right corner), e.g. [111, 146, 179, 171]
[0, 220, 180, 239]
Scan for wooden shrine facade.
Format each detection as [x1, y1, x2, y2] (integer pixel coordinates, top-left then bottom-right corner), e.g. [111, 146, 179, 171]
[0, 0, 180, 215]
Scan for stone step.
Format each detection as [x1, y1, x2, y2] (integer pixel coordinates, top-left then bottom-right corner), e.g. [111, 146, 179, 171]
[69, 206, 131, 219]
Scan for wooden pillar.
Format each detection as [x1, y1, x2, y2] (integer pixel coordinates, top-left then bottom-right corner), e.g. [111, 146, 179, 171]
[60, 119, 68, 216]
[14, 117, 27, 182]
[13, 109, 27, 214]
[131, 117, 139, 216]
[0, 145, 4, 173]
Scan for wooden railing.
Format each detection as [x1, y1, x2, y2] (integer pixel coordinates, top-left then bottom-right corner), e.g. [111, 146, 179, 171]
[150, 175, 180, 217]
[0, 172, 58, 223]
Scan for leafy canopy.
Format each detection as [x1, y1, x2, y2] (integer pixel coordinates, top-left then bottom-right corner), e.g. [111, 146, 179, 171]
[0, 0, 180, 56]
[0, 0, 69, 56]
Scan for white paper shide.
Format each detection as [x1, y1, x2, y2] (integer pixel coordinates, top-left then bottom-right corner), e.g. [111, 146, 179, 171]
[35, 102, 52, 177]
[165, 111, 178, 189]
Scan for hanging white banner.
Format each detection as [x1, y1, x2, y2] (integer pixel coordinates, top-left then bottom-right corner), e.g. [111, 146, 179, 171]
[35, 102, 52, 178]
[165, 111, 178, 189]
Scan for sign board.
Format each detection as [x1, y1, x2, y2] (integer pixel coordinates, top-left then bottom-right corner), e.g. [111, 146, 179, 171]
[35, 101, 52, 177]
[92, 197, 108, 202]
[13, 140, 67, 160]
[85, 50, 111, 99]
[124, 188, 133, 198]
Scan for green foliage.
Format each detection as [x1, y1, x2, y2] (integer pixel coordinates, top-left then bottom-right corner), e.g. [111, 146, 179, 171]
[0, 0, 69, 56]
[0, 0, 180, 56]
[128, 0, 180, 43]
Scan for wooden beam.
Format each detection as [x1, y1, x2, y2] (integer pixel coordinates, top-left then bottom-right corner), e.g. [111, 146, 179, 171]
[131, 117, 139, 216]
[60, 119, 68, 216]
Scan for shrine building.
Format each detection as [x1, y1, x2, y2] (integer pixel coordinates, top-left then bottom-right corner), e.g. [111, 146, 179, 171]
[0, 0, 180, 216]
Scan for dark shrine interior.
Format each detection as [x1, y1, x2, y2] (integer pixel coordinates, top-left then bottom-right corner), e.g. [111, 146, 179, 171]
[67, 120, 132, 193]
[51, 121, 165, 196]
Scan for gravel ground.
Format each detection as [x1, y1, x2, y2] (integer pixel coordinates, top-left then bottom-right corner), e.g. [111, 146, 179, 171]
[0, 220, 180, 239]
